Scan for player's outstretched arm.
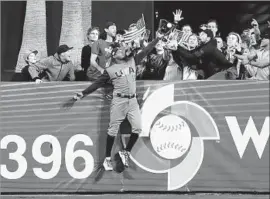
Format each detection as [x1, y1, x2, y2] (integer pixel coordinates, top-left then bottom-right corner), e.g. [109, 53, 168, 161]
[135, 38, 160, 65]
[61, 71, 110, 109]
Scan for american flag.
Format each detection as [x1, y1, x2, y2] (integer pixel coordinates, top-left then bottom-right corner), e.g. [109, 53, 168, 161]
[178, 31, 192, 45]
[123, 14, 146, 44]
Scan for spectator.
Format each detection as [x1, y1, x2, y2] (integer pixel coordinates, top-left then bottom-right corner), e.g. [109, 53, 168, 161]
[209, 32, 243, 80]
[215, 36, 225, 52]
[28, 44, 75, 83]
[140, 38, 170, 80]
[163, 52, 183, 81]
[241, 19, 261, 51]
[250, 18, 261, 46]
[181, 34, 204, 80]
[182, 24, 192, 35]
[225, 32, 242, 64]
[241, 33, 269, 80]
[115, 29, 126, 44]
[200, 24, 208, 31]
[80, 27, 100, 81]
[87, 22, 116, 81]
[173, 29, 231, 79]
[207, 19, 219, 38]
[11, 49, 38, 81]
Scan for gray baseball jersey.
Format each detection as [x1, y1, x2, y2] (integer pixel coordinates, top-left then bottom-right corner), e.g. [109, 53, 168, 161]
[81, 38, 160, 136]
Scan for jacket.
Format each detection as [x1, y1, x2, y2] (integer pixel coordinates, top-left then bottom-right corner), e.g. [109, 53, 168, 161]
[173, 39, 232, 78]
[28, 53, 75, 81]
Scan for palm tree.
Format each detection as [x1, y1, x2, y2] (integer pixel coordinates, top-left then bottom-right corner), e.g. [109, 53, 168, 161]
[60, 0, 91, 71]
[15, 0, 47, 73]
[81, 0, 92, 45]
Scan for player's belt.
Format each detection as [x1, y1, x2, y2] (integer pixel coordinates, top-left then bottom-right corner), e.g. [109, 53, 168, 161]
[116, 93, 136, 99]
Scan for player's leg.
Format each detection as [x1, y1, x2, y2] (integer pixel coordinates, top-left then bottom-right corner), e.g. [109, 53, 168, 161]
[103, 101, 126, 170]
[119, 98, 142, 167]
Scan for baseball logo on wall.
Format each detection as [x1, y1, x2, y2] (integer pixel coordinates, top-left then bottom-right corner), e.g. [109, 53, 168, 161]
[123, 84, 220, 191]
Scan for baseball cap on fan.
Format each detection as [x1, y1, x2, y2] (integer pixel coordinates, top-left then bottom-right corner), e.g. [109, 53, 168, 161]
[23, 49, 38, 62]
[56, 44, 73, 55]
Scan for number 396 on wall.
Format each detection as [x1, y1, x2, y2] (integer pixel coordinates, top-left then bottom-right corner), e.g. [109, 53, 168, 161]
[0, 134, 94, 180]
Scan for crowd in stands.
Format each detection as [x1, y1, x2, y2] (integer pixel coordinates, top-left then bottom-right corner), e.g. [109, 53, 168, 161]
[12, 9, 270, 83]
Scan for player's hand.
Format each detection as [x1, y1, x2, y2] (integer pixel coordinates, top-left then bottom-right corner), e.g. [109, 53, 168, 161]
[251, 18, 259, 27]
[35, 79, 43, 84]
[61, 92, 83, 110]
[173, 9, 184, 23]
[156, 31, 164, 39]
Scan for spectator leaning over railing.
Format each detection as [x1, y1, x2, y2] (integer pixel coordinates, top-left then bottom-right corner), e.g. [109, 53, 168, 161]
[172, 29, 232, 79]
[28, 44, 75, 83]
[181, 33, 205, 80]
[209, 32, 245, 80]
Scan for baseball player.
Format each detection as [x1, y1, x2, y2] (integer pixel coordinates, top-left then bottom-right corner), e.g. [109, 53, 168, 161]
[63, 37, 161, 171]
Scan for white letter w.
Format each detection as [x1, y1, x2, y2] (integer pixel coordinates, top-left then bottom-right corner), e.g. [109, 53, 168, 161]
[225, 116, 269, 159]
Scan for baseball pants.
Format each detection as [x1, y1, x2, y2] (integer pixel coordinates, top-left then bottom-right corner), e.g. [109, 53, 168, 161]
[107, 97, 142, 136]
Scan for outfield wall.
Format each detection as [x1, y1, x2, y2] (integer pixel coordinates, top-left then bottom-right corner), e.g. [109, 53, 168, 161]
[0, 81, 269, 193]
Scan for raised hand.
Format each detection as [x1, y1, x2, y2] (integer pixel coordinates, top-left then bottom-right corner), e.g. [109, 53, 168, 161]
[173, 9, 184, 23]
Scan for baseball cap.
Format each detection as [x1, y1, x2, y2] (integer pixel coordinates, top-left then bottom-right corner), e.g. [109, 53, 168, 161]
[23, 49, 38, 62]
[201, 29, 214, 39]
[56, 44, 73, 54]
[105, 21, 116, 29]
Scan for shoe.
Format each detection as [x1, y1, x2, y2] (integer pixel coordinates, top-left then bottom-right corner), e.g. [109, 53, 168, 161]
[103, 157, 113, 171]
[119, 150, 130, 168]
